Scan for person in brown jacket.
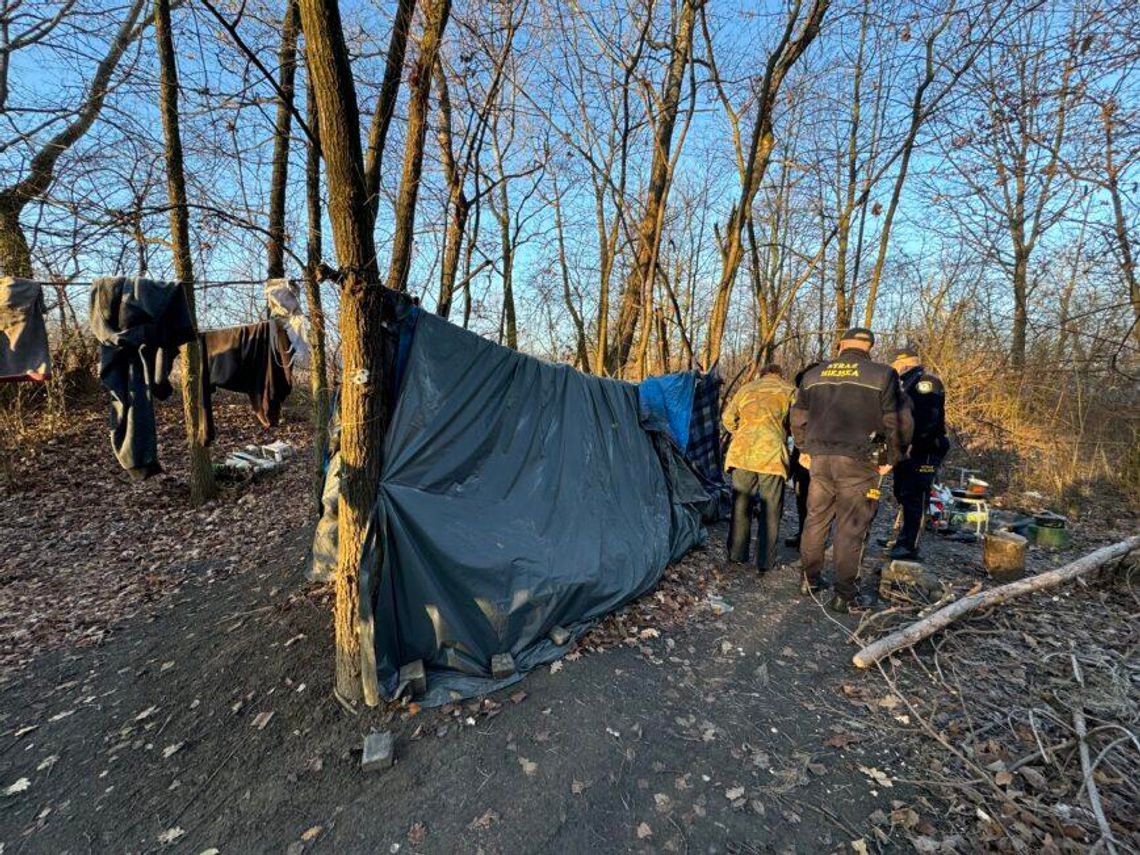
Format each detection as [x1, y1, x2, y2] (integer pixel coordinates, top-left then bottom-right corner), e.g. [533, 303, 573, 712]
[790, 327, 912, 613]
[722, 363, 795, 574]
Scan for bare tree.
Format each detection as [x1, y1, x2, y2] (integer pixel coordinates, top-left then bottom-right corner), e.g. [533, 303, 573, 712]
[703, 0, 829, 369]
[154, 0, 215, 505]
[0, 0, 146, 276]
[942, 8, 1080, 370]
[609, 0, 701, 375]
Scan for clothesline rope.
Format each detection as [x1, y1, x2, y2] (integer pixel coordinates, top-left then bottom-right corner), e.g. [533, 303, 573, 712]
[28, 278, 299, 291]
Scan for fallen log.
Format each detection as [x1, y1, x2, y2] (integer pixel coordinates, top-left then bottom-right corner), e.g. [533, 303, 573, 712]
[852, 536, 1140, 669]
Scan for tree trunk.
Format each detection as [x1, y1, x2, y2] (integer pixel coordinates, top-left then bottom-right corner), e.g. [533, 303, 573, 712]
[363, 0, 417, 223]
[154, 0, 216, 507]
[553, 180, 590, 371]
[496, 179, 517, 350]
[302, 72, 330, 506]
[299, 0, 391, 707]
[433, 58, 465, 318]
[267, 0, 300, 279]
[0, 201, 32, 278]
[1011, 248, 1028, 371]
[384, 0, 451, 294]
[609, 0, 698, 374]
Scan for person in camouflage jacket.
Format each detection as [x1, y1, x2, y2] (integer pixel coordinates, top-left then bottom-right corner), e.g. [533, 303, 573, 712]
[722, 363, 795, 574]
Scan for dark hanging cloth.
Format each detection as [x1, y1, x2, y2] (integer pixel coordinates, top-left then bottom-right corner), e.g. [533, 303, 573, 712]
[202, 321, 292, 428]
[89, 277, 201, 480]
[0, 277, 52, 383]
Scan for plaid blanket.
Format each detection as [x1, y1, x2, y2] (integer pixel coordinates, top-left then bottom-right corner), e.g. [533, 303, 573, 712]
[686, 371, 725, 490]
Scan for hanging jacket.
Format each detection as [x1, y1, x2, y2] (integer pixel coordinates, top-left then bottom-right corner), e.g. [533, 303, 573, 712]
[203, 321, 293, 427]
[1, 277, 51, 383]
[722, 373, 795, 478]
[89, 277, 202, 479]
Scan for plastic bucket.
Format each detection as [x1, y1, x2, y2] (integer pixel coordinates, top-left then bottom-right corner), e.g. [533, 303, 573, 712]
[983, 531, 1027, 581]
[1029, 524, 1070, 550]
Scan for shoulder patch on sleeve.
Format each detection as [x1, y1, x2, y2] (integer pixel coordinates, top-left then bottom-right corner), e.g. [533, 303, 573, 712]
[916, 380, 935, 394]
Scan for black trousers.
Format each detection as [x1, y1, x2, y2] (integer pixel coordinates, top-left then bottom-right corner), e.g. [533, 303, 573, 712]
[801, 456, 878, 600]
[727, 469, 785, 571]
[892, 459, 938, 552]
[789, 458, 811, 539]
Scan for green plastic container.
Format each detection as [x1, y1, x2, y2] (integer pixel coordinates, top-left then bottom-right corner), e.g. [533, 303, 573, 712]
[1028, 523, 1070, 550]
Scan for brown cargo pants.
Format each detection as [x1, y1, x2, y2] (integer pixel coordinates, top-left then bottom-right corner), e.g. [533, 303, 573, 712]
[800, 455, 879, 600]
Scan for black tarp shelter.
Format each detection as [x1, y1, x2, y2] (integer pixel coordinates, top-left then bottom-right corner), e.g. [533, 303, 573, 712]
[312, 307, 708, 704]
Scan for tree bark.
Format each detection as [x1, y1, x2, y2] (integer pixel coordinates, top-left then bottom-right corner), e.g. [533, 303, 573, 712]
[302, 72, 330, 506]
[154, 0, 216, 507]
[1011, 248, 1029, 371]
[267, 0, 300, 279]
[298, 0, 390, 707]
[384, 0, 451, 294]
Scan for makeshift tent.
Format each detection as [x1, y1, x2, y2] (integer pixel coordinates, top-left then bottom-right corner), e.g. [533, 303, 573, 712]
[309, 306, 708, 704]
[639, 369, 727, 514]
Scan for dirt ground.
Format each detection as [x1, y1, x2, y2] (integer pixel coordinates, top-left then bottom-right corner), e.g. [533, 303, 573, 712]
[1, 397, 1135, 853]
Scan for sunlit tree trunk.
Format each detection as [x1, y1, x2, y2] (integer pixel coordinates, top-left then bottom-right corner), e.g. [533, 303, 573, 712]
[299, 0, 394, 707]
[154, 0, 216, 507]
[302, 72, 330, 504]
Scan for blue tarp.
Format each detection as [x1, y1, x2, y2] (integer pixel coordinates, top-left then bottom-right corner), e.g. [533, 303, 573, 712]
[638, 372, 697, 453]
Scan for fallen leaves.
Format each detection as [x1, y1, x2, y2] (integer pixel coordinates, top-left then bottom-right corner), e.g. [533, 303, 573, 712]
[858, 766, 893, 788]
[468, 809, 499, 830]
[822, 732, 863, 750]
[157, 827, 185, 845]
[724, 786, 745, 800]
[518, 756, 537, 776]
[251, 711, 274, 730]
[3, 778, 31, 796]
[636, 822, 652, 839]
[162, 742, 185, 759]
[406, 822, 427, 845]
[0, 403, 312, 682]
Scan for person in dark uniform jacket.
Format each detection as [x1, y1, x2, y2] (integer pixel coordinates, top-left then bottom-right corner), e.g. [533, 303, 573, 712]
[785, 362, 819, 549]
[790, 328, 913, 613]
[887, 345, 949, 560]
